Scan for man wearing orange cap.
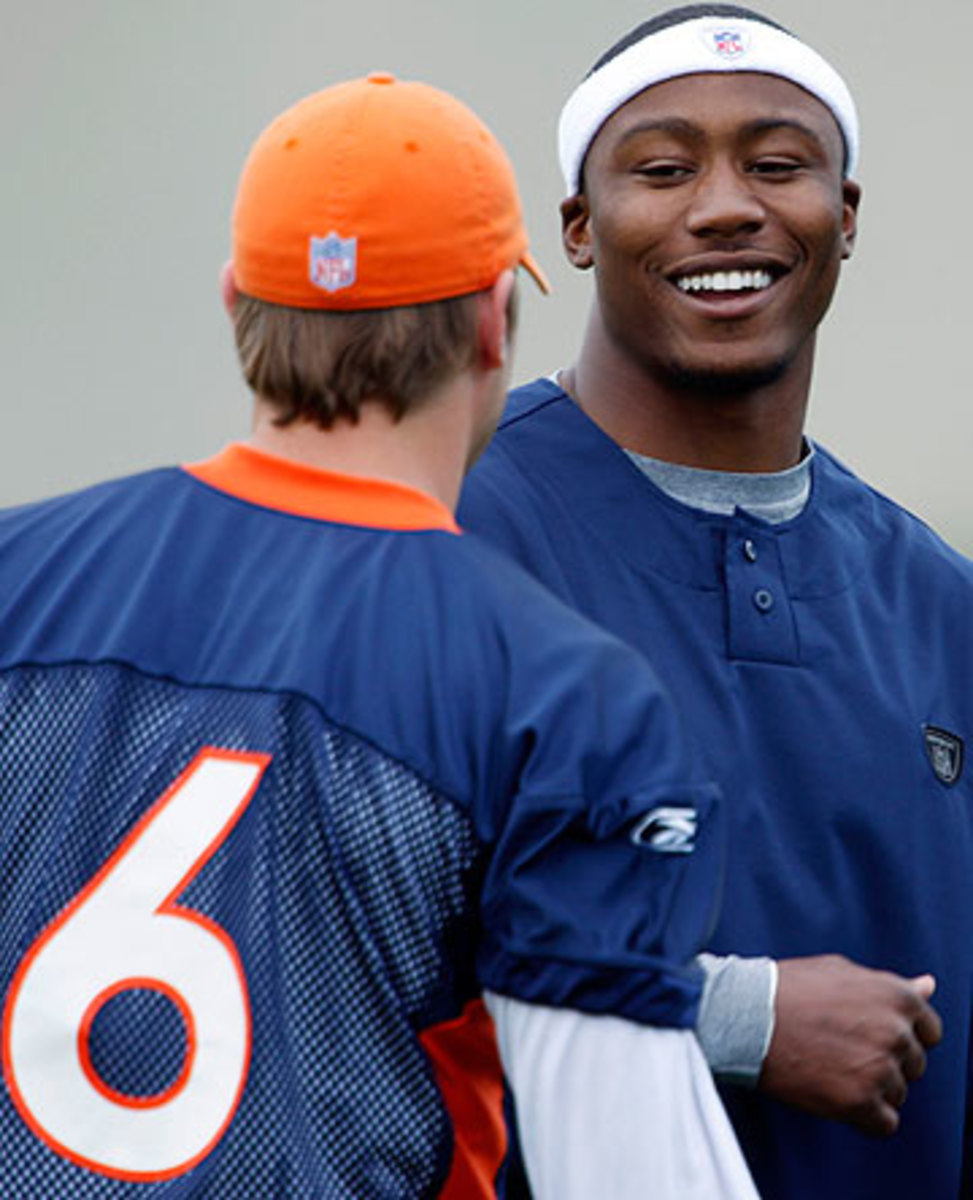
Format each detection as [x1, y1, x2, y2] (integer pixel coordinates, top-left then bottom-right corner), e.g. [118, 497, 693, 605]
[0, 74, 757, 1197]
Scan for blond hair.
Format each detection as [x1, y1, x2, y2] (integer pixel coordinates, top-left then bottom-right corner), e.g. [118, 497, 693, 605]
[232, 291, 489, 428]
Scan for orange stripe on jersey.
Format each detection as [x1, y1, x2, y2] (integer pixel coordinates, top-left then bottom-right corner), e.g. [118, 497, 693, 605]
[421, 999, 507, 1198]
[184, 443, 460, 533]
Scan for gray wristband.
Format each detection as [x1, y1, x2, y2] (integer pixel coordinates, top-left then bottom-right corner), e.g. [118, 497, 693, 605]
[695, 952, 779, 1086]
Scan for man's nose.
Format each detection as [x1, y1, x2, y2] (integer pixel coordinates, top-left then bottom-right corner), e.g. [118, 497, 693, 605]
[684, 163, 766, 238]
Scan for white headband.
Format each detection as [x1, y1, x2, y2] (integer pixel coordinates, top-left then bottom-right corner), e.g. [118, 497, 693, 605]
[558, 16, 859, 194]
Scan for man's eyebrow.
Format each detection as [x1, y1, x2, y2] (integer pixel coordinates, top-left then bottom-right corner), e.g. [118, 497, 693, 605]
[742, 117, 829, 147]
[615, 117, 704, 146]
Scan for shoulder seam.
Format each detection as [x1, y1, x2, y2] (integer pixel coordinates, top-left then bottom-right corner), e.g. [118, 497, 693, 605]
[0, 655, 475, 824]
[813, 442, 964, 548]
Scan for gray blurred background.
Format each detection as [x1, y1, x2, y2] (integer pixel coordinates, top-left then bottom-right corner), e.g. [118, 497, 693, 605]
[3, 0, 970, 551]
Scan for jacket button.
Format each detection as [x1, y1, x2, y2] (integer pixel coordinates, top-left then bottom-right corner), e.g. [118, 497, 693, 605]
[753, 588, 774, 613]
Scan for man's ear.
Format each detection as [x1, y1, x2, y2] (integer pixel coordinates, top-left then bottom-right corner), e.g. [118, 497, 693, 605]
[841, 179, 862, 260]
[477, 269, 516, 370]
[561, 194, 594, 270]
[220, 260, 240, 318]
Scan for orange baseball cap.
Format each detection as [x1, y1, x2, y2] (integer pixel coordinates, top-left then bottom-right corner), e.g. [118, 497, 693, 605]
[233, 72, 549, 309]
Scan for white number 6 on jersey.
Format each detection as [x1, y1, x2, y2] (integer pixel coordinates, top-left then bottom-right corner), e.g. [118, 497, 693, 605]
[2, 747, 269, 1181]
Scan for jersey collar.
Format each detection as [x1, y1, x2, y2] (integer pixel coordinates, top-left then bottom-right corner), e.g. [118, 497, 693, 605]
[494, 382, 874, 598]
[185, 443, 460, 533]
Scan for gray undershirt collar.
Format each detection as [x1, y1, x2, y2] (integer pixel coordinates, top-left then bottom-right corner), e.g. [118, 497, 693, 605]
[625, 445, 814, 524]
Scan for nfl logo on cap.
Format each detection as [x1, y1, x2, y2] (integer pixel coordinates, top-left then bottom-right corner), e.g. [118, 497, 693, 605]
[309, 233, 357, 293]
[708, 27, 748, 57]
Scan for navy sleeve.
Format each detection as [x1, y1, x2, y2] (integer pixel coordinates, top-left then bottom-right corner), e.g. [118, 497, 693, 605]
[473, 565, 724, 1030]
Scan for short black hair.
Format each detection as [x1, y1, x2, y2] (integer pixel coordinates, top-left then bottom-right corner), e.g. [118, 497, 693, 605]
[587, 5, 792, 77]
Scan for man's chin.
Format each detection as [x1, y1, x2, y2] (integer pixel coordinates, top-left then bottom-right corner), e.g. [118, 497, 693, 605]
[664, 356, 790, 396]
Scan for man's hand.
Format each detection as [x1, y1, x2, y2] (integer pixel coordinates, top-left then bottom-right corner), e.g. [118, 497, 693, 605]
[759, 955, 942, 1136]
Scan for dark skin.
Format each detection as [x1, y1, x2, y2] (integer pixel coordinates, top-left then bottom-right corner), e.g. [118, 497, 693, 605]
[561, 72, 859, 471]
[561, 73, 942, 1136]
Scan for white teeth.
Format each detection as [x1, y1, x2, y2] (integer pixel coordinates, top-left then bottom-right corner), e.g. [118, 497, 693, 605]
[676, 269, 774, 294]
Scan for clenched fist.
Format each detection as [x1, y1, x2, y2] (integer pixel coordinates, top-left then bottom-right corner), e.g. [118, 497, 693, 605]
[759, 955, 942, 1136]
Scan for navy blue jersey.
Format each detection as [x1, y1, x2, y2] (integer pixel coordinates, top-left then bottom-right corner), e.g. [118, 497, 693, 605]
[459, 379, 973, 1200]
[0, 442, 722, 1198]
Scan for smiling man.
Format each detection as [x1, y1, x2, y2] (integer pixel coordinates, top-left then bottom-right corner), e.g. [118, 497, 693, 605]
[460, 5, 973, 1198]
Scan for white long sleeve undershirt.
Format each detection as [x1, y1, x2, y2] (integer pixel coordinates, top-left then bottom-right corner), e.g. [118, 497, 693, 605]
[486, 992, 761, 1199]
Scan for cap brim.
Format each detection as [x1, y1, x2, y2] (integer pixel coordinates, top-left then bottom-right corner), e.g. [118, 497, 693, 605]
[520, 250, 551, 295]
